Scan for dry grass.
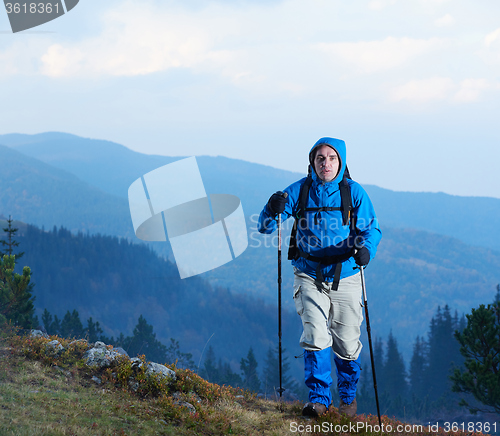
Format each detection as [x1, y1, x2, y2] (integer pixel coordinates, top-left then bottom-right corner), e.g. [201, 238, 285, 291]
[0, 329, 491, 436]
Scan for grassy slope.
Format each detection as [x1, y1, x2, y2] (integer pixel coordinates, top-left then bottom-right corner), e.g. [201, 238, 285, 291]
[0, 329, 488, 436]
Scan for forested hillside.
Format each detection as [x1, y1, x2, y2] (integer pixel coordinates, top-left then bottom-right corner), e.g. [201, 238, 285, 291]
[13, 223, 303, 382]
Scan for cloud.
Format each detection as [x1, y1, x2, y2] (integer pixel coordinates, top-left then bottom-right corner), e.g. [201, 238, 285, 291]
[0, 0, 495, 106]
[39, 3, 222, 77]
[454, 79, 492, 103]
[390, 77, 454, 102]
[315, 37, 447, 75]
[485, 28, 500, 47]
[41, 44, 85, 77]
[479, 27, 500, 65]
[390, 77, 497, 103]
[434, 14, 454, 27]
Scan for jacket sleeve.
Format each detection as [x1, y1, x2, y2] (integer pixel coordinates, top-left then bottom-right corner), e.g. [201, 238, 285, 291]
[257, 179, 303, 234]
[350, 182, 382, 260]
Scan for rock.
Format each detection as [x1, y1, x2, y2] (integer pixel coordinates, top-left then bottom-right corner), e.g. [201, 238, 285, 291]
[146, 362, 176, 381]
[45, 340, 64, 355]
[92, 376, 102, 385]
[130, 357, 143, 371]
[30, 330, 49, 339]
[83, 344, 123, 369]
[171, 395, 196, 414]
[176, 401, 196, 414]
[113, 347, 129, 357]
[128, 378, 139, 392]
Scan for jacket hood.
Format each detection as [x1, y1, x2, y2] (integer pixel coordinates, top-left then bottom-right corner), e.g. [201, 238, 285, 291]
[309, 137, 347, 185]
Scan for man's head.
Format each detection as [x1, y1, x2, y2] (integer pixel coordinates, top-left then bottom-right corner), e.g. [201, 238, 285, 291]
[311, 144, 341, 182]
[308, 137, 346, 183]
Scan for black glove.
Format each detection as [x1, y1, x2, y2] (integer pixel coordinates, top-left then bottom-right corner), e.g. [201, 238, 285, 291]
[353, 246, 370, 266]
[267, 191, 287, 215]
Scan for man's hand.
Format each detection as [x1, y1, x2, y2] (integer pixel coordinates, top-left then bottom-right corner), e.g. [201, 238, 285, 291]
[353, 246, 370, 266]
[267, 191, 287, 216]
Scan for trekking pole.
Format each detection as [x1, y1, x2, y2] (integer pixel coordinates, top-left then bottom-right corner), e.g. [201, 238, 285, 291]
[277, 192, 287, 399]
[359, 264, 382, 427]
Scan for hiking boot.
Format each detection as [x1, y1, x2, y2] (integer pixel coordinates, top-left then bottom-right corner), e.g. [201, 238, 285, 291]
[339, 398, 357, 417]
[302, 402, 327, 417]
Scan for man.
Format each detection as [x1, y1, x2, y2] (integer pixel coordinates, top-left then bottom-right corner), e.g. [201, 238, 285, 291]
[258, 137, 381, 417]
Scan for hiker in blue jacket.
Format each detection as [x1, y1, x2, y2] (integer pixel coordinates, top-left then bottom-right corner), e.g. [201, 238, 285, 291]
[258, 137, 381, 417]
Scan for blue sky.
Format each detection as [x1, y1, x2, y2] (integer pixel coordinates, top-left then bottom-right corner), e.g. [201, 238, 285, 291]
[1, 0, 499, 197]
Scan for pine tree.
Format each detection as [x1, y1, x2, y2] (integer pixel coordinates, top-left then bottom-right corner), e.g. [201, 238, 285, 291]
[51, 315, 62, 336]
[261, 346, 298, 398]
[122, 315, 167, 363]
[84, 316, 104, 343]
[451, 299, 500, 414]
[42, 308, 53, 334]
[373, 336, 384, 382]
[425, 305, 459, 399]
[382, 330, 407, 400]
[165, 338, 195, 370]
[217, 359, 243, 387]
[0, 216, 24, 260]
[409, 335, 427, 399]
[201, 346, 219, 382]
[240, 347, 261, 393]
[0, 255, 36, 328]
[60, 310, 84, 338]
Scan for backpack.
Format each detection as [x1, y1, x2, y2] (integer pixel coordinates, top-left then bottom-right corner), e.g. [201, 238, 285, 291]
[287, 166, 355, 285]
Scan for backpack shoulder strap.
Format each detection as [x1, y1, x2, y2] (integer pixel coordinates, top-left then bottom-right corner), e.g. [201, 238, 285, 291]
[288, 174, 313, 260]
[339, 175, 352, 226]
[297, 174, 313, 219]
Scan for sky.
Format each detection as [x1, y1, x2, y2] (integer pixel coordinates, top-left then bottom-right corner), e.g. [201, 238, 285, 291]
[1, 0, 499, 198]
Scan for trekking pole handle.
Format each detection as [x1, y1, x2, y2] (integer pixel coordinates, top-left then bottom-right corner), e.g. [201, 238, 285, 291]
[354, 236, 364, 251]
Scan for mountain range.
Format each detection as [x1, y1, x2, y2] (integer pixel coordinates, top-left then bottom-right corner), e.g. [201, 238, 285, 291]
[1, 132, 499, 361]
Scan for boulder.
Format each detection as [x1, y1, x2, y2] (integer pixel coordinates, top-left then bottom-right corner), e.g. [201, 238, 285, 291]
[146, 362, 176, 381]
[83, 343, 123, 368]
[45, 340, 64, 355]
[30, 330, 49, 339]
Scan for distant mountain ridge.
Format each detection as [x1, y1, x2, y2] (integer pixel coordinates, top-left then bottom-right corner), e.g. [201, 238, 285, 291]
[1, 132, 499, 252]
[0, 143, 132, 238]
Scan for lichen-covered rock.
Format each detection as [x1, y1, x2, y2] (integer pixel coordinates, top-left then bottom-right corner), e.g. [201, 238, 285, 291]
[172, 393, 196, 414]
[146, 362, 176, 381]
[83, 344, 122, 368]
[128, 377, 139, 392]
[45, 340, 64, 355]
[30, 330, 49, 339]
[113, 347, 129, 357]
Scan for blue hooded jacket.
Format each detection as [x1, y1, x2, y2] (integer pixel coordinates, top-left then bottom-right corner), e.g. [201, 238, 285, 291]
[258, 137, 381, 281]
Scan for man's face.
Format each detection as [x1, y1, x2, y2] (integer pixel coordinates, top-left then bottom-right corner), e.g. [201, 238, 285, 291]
[313, 145, 340, 182]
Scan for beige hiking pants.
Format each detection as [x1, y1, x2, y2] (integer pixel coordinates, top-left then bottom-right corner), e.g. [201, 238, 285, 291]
[293, 267, 364, 360]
